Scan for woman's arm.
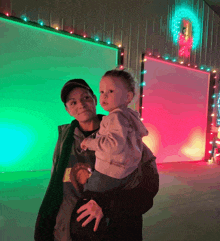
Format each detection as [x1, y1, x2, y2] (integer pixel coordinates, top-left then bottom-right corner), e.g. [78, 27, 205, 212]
[76, 157, 159, 231]
[76, 143, 159, 229]
[82, 158, 158, 218]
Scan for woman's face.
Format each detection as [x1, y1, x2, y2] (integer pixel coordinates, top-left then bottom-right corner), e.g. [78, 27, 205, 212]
[65, 87, 97, 123]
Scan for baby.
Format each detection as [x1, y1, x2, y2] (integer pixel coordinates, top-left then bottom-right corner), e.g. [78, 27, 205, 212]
[80, 69, 149, 195]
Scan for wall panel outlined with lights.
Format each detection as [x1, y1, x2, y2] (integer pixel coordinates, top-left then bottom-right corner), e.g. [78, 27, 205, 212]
[0, 16, 118, 172]
[141, 57, 210, 163]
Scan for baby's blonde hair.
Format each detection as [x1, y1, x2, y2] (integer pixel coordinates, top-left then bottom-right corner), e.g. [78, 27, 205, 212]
[103, 69, 136, 98]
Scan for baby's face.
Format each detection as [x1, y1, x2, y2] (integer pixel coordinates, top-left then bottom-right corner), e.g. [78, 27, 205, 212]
[99, 76, 130, 112]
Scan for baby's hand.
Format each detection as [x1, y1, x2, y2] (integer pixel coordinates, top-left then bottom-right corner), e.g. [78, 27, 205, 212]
[80, 139, 88, 150]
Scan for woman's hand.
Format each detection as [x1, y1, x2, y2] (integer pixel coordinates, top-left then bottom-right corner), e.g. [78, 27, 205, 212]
[76, 199, 104, 232]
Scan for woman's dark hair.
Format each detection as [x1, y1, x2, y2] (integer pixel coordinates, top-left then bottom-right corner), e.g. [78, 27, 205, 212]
[103, 69, 136, 97]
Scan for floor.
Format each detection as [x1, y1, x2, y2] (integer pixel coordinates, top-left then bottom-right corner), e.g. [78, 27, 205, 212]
[143, 161, 220, 241]
[0, 161, 220, 241]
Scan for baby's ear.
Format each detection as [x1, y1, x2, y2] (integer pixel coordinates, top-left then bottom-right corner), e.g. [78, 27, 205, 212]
[127, 91, 134, 104]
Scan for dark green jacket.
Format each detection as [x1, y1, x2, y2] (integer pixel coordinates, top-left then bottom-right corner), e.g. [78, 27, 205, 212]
[34, 115, 159, 240]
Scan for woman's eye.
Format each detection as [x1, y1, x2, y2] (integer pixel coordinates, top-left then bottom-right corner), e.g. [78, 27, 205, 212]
[100, 91, 104, 94]
[84, 96, 90, 100]
[71, 102, 76, 105]
[109, 90, 114, 93]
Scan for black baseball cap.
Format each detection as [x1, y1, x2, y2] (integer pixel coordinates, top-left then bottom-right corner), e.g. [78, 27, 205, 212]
[61, 79, 95, 103]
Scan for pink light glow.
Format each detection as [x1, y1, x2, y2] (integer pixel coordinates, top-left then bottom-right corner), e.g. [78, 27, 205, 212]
[6, 13, 9, 16]
[181, 127, 205, 160]
[178, 33, 193, 58]
[142, 58, 210, 163]
[142, 124, 161, 156]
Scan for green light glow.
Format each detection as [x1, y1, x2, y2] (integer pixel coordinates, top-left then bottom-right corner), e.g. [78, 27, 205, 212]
[140, 82, 146, 87]
[0, 122, 35, 167]
[0, 15, 118, 172]
[170, 5, 201, 50]
[38, 19, 44, 26]
[163, 54, 170, 60]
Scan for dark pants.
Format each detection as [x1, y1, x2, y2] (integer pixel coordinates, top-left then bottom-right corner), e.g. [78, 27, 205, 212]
[105, 215, 143, 241]
[70, 199, 143, 241]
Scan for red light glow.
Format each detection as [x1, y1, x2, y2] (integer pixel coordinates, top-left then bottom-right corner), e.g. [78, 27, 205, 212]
[142, 57, 210, 163]
[142, 124, 161, 156]
[181, 127, 205, 160]
[178, 33, 193, 58]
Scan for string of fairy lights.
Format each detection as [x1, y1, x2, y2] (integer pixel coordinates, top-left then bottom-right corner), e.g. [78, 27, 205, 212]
[0, 12, 124, 57]
[140, 51, 219, 163]
[2, 10, 220, 163]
